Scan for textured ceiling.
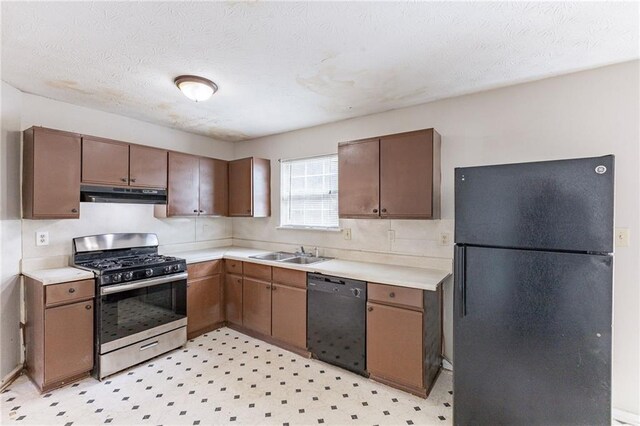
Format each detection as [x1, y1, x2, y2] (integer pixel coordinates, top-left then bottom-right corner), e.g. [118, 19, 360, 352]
[2, 2, 638, 141]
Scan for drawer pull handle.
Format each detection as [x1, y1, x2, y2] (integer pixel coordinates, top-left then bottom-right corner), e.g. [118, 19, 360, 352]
[373, 208, 378, 213]
[85, 304, 92, 310]
[389, 292, 395, 298]
[367, 306, 373, 312]
[381, 208, 387, 213]
[121, 177, 128, 182]
[71, 208, 78, 213]
[265, 285, 271, 289]
[68, 288, 76, 293]
[272, 286, 277, 291]
[130, 178, 136, 183]
[140, 341, 159, 351]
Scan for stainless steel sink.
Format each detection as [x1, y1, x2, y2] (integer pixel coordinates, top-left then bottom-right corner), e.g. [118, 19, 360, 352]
[249, 251, 297, 261]
[280, 256, 331, 265]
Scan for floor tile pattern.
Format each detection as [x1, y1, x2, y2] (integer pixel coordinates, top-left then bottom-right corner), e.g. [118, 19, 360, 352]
[2, 327, 453, 425]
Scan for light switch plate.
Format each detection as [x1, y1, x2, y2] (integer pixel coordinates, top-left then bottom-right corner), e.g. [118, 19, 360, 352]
[615, 228, 630, 247]
[344, 228, 352, 240]
[439, 232, 451, 246]
[36, 231, 49, 246]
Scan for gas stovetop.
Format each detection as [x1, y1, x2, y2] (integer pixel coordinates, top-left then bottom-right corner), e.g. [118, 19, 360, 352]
[71, 233, 186, 286]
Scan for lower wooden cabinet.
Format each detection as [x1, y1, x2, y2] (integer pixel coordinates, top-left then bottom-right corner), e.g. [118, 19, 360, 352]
[25, 277, 95, 392]
[366, 282, 442, 397]
[242, 277, 272, 336]
[187, 260, 223, 339]
[224, 273, 243, 326]
[271, 284, 306, 348]
[367, 302, 424, 389]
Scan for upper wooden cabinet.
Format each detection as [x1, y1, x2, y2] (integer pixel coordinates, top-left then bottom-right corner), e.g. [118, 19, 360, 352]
[23, 127, 81, 219]
[338, 129, 441, 219]
[228, 157, 271, 217]
[82, 137, 168, 188]
[161, 153, 228, 217]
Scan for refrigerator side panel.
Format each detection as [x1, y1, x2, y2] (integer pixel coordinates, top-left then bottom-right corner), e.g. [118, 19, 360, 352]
[453, 246, 612, 426]
[454, 155, 614, 252]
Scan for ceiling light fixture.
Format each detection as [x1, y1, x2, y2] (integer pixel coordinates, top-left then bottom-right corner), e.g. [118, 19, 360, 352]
[174, 75, 218, 102]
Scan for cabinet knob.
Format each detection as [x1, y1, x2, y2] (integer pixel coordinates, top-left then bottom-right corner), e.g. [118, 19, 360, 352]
[246, 209, 251, 213]
[367, 306, 373, 312]
[193, 209, 198, 213]
[389, 292, 395, 298]
[236, 279, 241, 284]
[265, 285, 271, 290]
[199, 210, 204, 214]
[373, 208, 378, 213]
[68, 288, 76, 293]
[130, 178, 136, 183]
[85, 304, 92, 310]
[272, 286, 277, 291]
[71, 208, 78, 213]
[381, 208, 387, 213]
[121, 177, 128, 182]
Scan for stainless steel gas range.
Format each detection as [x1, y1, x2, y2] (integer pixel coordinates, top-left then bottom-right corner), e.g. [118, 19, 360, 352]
[71, 233, 187, 379]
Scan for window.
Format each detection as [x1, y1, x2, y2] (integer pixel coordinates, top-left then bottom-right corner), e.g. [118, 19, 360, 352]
[280, 154, 339, 229]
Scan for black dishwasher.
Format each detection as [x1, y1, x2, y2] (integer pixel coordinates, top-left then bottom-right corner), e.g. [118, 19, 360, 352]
[307, 273, 367, 376]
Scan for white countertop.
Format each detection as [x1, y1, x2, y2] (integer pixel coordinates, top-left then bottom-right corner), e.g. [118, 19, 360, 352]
[23, 267, 95, 285]
[23, 247, 451, 291]
[174, 247, 451, 292]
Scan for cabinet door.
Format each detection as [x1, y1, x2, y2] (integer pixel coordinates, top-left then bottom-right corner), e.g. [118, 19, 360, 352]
[242, 277, 272, 335]
[187, 275, 222, 338]
[44, 300, 94, 384]
[27, 128, 81, 218]
[129, 145, 168, 188]
[338, 139, 380, 217]
[199, 158, 228, 216]
[271, 284, 306, 349]
[224, 274, 243, 325]
[82, 137, 130, 185]
[366, 302, 423, 389]
[380, 130, 433, 218]
[228, 158, 253, 216]
[167, 152, 200, 216]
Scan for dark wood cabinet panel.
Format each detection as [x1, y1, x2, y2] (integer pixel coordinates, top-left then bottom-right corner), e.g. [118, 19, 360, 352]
[380, 130, 439, 218]
[167, 152, 200, 216]
[81, 137, 130, 186]
[199, 158, 228, 216]
[23, 127, 81, 219]
[367, 302, 424, 390]
[368, 282, 423, 311]
[271, 284, 306, 349]
[129, 145, 168, 189]
[187, 275, 223, 338]
[187, 260, 221, 280]
[229, 157, 271, 217]
[224, 273, 243, 326]
[338, 139, 380, 218]
[44, 300, 94, 385]
[242, 277, 272, 336]
[272, 267, 306, 289]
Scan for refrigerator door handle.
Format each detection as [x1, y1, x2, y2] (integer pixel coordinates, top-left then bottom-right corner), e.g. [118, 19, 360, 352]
[455, 245, 467, 317]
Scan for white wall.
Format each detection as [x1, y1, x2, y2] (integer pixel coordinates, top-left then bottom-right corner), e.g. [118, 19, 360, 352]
[0, 82, 24, 385]
[235, 61, 640, 416]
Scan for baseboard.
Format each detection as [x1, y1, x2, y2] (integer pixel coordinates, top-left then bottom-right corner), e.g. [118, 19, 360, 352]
[0, 365, 23, 391]
[613, 408, 640, 425]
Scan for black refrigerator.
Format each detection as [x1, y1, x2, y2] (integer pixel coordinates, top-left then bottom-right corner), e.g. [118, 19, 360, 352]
[453, 155, 614, 425]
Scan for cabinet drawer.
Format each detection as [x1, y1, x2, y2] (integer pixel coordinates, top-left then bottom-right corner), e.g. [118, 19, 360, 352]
[244, 262, 272, 282]
[46, 279, 95, 307]
[272, 267, 306, 289]
[368, 283, 422, 310]
[225, 260, 243, 275]
[187, 260, 222, 280]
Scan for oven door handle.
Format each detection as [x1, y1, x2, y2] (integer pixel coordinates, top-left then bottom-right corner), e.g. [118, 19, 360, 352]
[100, 272, 188, 295]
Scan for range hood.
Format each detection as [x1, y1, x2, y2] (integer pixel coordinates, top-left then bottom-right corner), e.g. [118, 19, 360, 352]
[80, 185, 167, 204]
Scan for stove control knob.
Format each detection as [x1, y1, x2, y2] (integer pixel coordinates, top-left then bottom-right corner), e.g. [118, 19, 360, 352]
[172, 264, 181, 272]
[163, 265, 172, 273]
[124, 271, 133, 281]
[112, 273, 122, 283]
[145, 268, 153, 277]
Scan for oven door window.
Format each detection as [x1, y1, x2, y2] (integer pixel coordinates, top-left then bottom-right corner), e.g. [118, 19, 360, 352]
[100, 280, 186, 345]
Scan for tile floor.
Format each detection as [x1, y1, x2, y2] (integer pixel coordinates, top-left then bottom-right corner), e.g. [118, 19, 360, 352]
[1, 327, 453, 425]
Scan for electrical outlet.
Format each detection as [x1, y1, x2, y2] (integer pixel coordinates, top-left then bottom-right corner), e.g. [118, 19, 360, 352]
[344, 228, 352, 240]
[615, 228, 630, 247]
[387, 230, 395, 242]
[36, 231, 49, 246]
[439, 232, 451, 246]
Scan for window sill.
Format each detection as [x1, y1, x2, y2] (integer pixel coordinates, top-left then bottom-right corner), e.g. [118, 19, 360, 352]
[276, 225, 342, 233]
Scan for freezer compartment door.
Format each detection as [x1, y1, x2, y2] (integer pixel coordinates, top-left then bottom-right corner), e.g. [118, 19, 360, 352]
[455, 155, 614, 252]
[453, 246, 612, 426]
